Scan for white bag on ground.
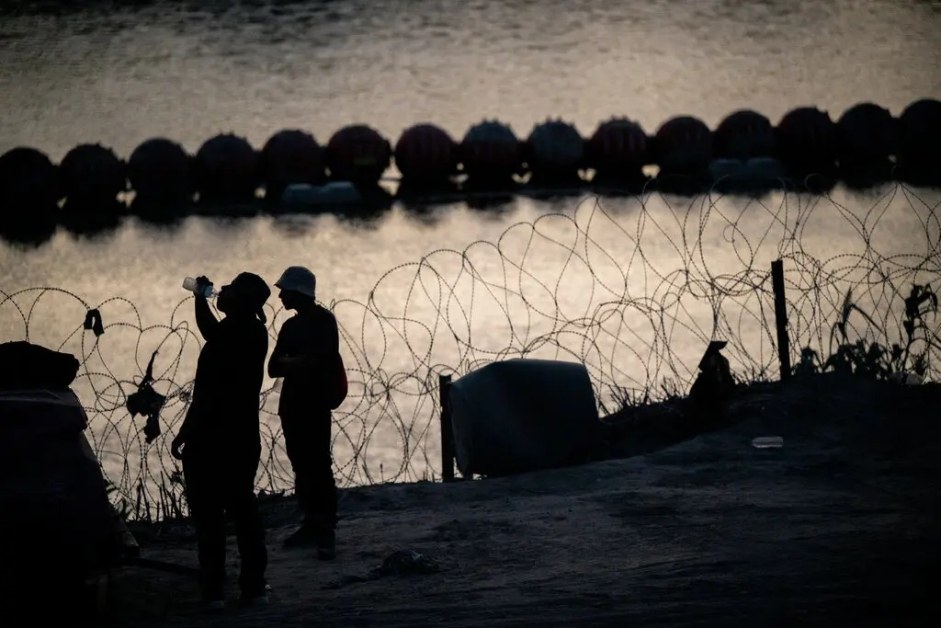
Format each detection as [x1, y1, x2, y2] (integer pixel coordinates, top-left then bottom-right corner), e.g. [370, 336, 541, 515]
[448, 358, 602, 476]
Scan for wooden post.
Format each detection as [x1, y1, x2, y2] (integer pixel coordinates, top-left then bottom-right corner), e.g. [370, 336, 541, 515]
[439, 374, 455, 482]
[771, 260, 791, 381]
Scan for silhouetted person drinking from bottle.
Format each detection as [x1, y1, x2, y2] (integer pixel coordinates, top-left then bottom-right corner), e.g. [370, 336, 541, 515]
[171, 272, 271, 608]
[269, 265, 340, 559]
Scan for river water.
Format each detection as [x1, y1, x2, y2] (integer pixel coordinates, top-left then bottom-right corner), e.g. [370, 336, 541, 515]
[1, 0, 940, 495]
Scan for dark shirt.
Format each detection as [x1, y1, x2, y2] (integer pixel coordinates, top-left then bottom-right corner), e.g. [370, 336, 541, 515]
[183, 313, 268, 452]
[269, 306, 339, 415]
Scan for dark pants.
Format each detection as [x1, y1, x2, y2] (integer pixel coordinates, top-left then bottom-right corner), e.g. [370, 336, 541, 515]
[281, 408, 337, 530]
[183, 447, 267, 600]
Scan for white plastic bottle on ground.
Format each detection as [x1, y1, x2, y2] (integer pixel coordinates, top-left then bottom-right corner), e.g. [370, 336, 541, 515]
[182, 276, 218, 298]
[751, 436, 784, 448]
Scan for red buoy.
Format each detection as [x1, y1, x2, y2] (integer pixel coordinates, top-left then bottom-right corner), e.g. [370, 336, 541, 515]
[260, 129, 325, 202]
[394, 123, 457, 185]
[326, 124, 392, 185]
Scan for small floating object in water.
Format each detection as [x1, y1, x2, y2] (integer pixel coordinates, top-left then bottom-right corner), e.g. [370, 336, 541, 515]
[280, 181, 363, 206]
[751, 436, 784, 449]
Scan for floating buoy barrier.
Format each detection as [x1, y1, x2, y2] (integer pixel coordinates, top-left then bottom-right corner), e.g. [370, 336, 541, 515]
[1, 98, 939, 245]
[393, 123, 458, 191]
[0, 147, 60, 211]
[773, 106, 838, 187]
[524, 119, 584, 187]
[195, 133, 258, 204]
[0, 147, 59, 244]
[325, 124, 392, 186]
[128, 138, 193, 213]
[897, 98, 941, 187]
[836, 102, 897, 187]
[653, 115, 713, 175]
[59, 143, 126, 209]
[260, 129, 326, 204]
[57, 144, 126, 236]
[713, 110, 775, 161]
[459, 119, 523, 189]
[585, 117, 648, 189]
[652, 115, 713, 194]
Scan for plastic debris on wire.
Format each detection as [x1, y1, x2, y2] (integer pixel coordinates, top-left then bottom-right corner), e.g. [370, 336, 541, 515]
[126, 350, 167, 444]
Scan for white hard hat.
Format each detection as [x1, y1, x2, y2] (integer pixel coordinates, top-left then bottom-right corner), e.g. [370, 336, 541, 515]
[275, 265, 316, 298]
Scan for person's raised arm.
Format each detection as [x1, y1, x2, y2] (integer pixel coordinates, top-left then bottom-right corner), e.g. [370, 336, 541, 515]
[193, 276, 220, 341]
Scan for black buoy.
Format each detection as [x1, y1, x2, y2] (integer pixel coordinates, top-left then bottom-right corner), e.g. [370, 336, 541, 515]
[836, 102, 897, 188]
[896, 98, 941, 187]
[652, 115, 712, 194]
[128, 138, 194, 214]
[774, 106, 838, 191]
[585, 117, 649, 191]
[0, 146, 60, 245]
[523, 119, 585, 188]
[194, 133, 259, 206]
[58, 143, 127, 236]
[458, 119, 523, 192]
[713, 110, 775, 161]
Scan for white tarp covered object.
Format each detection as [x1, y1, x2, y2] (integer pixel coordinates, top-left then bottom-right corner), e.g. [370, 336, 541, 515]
[448, 358, 603, 476]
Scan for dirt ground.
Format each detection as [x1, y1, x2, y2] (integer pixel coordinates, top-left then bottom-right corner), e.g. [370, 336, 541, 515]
[101, 375, 940, 627]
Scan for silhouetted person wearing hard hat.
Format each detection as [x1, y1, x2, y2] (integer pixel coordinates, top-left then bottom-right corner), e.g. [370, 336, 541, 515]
[268, 265, 340, 559]
[171, 272, 271, 608]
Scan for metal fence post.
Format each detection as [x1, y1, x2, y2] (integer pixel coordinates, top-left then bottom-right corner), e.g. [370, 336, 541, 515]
[771, 259, 792, 381]
[439, 374, 455, 482]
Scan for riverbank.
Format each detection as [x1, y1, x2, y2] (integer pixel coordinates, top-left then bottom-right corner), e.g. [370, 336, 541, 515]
[104, 374, 940, 627]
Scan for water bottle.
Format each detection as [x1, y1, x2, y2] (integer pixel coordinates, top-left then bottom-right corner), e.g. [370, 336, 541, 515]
[182, 276, 218, 298]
